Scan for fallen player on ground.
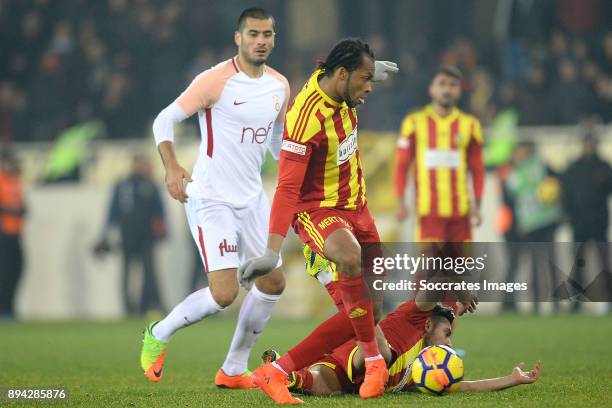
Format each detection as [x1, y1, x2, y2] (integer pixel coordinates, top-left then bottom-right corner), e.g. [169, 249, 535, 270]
[264, 299, 541, 396]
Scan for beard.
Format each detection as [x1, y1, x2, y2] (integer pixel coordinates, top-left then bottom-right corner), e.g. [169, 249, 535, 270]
[240, 47, 268, 67]
[245, 54, 266, 66]
[343, 73, 358, 108]
[437, 95, 456, 109]
[345, 96, 357, 108]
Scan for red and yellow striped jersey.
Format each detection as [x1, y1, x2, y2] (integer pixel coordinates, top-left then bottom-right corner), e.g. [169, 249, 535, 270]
[396, 105, 483, 218]
[379, 300, 430, 392]
[385, 338, 424, 392]
[345, 300, 432, 392]
[283, 69, 366, 211]
[345, 338, 424, 392]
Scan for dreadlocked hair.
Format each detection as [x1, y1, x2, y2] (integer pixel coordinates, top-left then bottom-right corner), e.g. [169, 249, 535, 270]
[317, 38, 374, 77]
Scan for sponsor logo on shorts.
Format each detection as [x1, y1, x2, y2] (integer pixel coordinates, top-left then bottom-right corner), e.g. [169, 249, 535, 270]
[219, 239, 238, 256]
[317, 216, 352, 231]
[281, 140, 307, 155]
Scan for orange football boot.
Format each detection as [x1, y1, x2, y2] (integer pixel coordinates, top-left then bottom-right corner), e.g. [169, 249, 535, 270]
[358, 358, 389, 399]
[214, 368, 256, 389]
[252, 363, 304, 404]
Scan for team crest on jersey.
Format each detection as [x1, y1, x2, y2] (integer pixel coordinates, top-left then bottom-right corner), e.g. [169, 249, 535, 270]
[273, 94, 281, 112]
[455, 132, 465, 146]
[337, 129, 358, 165]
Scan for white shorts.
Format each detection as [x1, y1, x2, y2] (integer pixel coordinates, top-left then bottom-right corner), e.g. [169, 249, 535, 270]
[185, 191, 282, 273]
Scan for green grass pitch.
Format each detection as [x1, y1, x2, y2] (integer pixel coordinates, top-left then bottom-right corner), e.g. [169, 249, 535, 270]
[1, 314, 611, 407]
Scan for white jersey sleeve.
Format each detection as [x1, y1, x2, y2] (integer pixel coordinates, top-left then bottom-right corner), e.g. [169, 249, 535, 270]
[171, 57, 289, 207]
[152, 102, 189, 146]
[265, 66, 290, 160]
[151, 65, 231, 146]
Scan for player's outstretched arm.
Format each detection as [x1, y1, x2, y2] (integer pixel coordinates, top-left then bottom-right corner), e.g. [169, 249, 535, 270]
[467, 121, 484, 227]
[238, 154, 310, 289]
[237, 246, 280, 290]
[373, 60, 399, 82]
[456, 361, 542, 392]
[394, 117, 415, 222]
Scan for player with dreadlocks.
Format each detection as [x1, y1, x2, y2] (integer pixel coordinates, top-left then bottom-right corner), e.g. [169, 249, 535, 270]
[237, 38, 398, 403]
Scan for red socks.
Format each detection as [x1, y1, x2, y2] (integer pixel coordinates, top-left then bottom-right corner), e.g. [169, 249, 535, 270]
[325, 282, 344, 310]
[276, 310, 354, 373]
[275, 274, 380, 374]
[337, 274, 379, 358]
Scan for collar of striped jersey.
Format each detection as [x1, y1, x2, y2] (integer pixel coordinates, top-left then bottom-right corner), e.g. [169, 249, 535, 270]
[426, 104, 460, 124]
[311, 68, 343, 108]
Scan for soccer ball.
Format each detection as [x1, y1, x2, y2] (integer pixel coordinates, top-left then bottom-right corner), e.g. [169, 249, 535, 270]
[412, 345, 464, 395]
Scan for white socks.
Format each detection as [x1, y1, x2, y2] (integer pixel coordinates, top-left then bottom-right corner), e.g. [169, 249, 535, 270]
[152, 287, 224, 342]
[221, 285, 281, 376]
[151, 285, 280, 376]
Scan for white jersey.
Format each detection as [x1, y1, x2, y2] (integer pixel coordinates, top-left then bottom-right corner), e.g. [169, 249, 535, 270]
[176, 57, 289, 207]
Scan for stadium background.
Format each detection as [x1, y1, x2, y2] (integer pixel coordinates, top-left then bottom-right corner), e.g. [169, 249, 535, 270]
[1, 1, 612, 407]
[1, 0, 611, 319]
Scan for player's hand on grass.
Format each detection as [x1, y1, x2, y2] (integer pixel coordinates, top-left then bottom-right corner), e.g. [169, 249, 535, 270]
[165, 162, 192, 203]
[373, 60, 399, 82]
[238, 248, 279, 290]
[511, 361, 542, 384]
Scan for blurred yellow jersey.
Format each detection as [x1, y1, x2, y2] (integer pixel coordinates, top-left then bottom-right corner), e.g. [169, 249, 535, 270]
[398, 105, 483, 217]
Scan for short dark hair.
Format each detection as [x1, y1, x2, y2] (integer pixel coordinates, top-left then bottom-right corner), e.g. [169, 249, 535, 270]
[237, 7, 274, 32]
[434, 66, 463, 80]
[430, 305, 455, 326]
[318, 38, 375, 77]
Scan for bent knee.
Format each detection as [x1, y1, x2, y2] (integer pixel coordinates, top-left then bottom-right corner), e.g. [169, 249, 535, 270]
[266, 276, 286, 295]
[256, 270, 286, 295]
[334, 245, 362, 275]
[210, 288, 238, 307]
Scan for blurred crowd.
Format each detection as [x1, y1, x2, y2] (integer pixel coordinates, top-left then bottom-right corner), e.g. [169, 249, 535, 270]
[1, 0, 611, 143]
[482, 30, 612, 126]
